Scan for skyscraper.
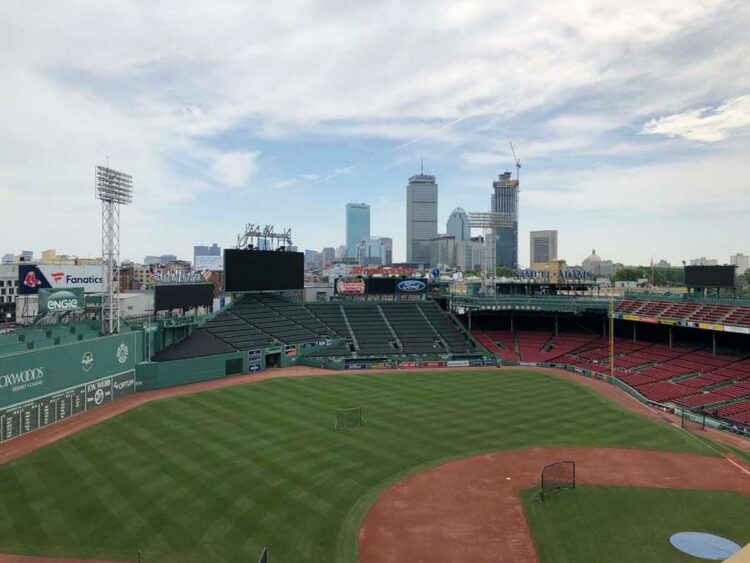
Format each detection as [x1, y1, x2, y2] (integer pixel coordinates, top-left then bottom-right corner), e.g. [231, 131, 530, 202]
[446, 207, 471, 242]
[193, 243, 220, 263]
[406, 169, 438, 265]
[372, 236, 393, 265]
[346, 203, 370, 258]
[491, 172, 519, 269]
[530, 230, 558, 265]
[731, 253, 749, 276]
[321, 247, 336, 267]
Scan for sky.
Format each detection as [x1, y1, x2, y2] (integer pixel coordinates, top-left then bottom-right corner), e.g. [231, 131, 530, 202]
[1, 1, 749, 267]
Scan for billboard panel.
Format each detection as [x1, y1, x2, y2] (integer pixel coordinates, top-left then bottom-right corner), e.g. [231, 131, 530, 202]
[335, 277, 366, 295]
[194, 255, 223, 271]
[396, 279, 427, 294]
[224, 250, 304, 292]
[154, 283, 214, 311]
[18, 265, 103, 295]
[684, 265, 735, 288]
[38, 287, 85, 313]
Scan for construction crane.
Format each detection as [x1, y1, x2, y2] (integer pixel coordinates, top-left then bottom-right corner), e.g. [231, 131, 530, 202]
[509, 141, 521, 183]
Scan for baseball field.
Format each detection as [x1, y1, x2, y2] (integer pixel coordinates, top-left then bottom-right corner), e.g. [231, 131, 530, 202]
[0, 368, 747, 562]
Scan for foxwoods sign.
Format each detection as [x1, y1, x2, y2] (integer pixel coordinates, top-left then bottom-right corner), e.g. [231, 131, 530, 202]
[0, 367, 45, 393]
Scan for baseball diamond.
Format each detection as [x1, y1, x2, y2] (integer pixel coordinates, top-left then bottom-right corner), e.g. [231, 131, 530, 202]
[0, 367, 748, 562]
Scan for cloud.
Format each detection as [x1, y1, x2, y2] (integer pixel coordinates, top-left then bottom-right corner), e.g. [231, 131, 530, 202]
[211, 151, 261, 188]
[640, 95, 750, 142]
[0, 0, 748, 262]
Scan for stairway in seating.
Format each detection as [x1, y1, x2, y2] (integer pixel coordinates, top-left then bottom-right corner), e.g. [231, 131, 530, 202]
[377, 305, 404, 350]
[415, 305, 449, 350]
[339, 305, 359, 352]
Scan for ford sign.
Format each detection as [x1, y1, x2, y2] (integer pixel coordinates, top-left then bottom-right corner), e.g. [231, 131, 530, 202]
[397, 280, 426, 293]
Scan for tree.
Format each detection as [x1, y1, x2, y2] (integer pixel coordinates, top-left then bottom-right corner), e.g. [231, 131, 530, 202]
[496, 266, 514, 277]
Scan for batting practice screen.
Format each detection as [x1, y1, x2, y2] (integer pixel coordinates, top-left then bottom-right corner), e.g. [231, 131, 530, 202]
[684, 265, 735, 288]
[224, 249, 304, 292]
[154, 283, 214, 311]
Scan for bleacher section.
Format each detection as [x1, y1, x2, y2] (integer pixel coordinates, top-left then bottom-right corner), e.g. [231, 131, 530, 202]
[417, 302, 475, 355]
[474, 324, 750, 428]
[0, 321, 103, 357]
[472, 330, 516, 362]
[615, 299, 750, 329]
[157, 294, 477, 361]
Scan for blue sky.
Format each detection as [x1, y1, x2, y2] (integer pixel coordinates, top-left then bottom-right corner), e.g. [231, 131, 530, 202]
[1, 1, 749, 266]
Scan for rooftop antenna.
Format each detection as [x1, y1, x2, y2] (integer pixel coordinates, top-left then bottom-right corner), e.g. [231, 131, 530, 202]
[509, 141, 521, 183]
[420, 156, 424, 175]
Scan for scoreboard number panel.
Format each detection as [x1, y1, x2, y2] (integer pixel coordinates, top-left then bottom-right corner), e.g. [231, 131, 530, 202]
[0, 371, 136, 443]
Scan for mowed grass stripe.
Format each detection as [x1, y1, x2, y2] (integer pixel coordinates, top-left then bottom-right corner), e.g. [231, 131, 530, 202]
[521, 486, 750, 563]
[0, 370, 720, 562]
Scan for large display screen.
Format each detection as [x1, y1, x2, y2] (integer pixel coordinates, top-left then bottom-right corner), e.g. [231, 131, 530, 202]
[684, 265, 735, 288]
[154, 283, 214, 311]
[224, 249, 304, 292]
[366, 277, 397, 294]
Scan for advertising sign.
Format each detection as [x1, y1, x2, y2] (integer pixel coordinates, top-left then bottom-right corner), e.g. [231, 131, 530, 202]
[247, 349, 261, 362]
[422, 361, 446, 368]
[19, 265, 103, 295]
[38, 287, 85, 313]
[396, 279, 427, 294]
[248, 363, 262, 373]
[194, 255, 223, 271]
[152, 271, 211, 284]
[369, 362, 391, 369]
[0, 370, 135, 443]
[335, 278, 366, 294]
[399, 361, 420, 369]
[344, 363, 366, 370]
[447, 360, 470, 368]
[285, 345, 297, 358]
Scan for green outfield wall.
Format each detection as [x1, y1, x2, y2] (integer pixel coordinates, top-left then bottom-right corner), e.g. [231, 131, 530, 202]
[0, 332, 141, 442]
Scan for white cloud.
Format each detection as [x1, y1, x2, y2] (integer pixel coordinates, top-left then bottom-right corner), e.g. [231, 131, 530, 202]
[641, 95, 750, 142]
[0, 0, 748, 261]
[211, 151, 261, 188]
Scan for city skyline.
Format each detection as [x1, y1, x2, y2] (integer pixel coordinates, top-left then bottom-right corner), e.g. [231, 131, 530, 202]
[1, 2, 748, 266]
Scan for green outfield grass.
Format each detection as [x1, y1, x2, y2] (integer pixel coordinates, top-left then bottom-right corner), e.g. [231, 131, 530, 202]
[521, 486, 750, 563]
[0, 369, 721, 562]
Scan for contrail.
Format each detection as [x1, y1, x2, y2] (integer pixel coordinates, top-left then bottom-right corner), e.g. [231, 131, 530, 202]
[310, 109, 490, 185]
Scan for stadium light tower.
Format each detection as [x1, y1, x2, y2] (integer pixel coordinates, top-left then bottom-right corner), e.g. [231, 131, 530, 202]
[95, 165, 133, 335]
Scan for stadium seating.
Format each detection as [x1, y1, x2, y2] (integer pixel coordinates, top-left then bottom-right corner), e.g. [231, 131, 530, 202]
[416, 302, 475, 354]
[0, 320, 103, 357]
[160, 294, 476, 360]
[472, 330, 516, 362]
[344, 305, 400, 356]
[615, 299, 750, 328]
[473, 322, 750, 415]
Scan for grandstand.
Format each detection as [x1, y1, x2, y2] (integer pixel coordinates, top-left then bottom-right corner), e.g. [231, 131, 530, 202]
[471, 320, 750, 429]
[615, 298, 750, 328]
[155, 294, 477, 361]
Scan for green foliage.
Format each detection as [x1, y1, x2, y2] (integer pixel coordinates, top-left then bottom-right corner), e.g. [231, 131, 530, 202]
[496, 266, 515, 277]
[0, 370, 718, 562]
[611, 266, 685, 286]
[521, 486, 750, 563]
